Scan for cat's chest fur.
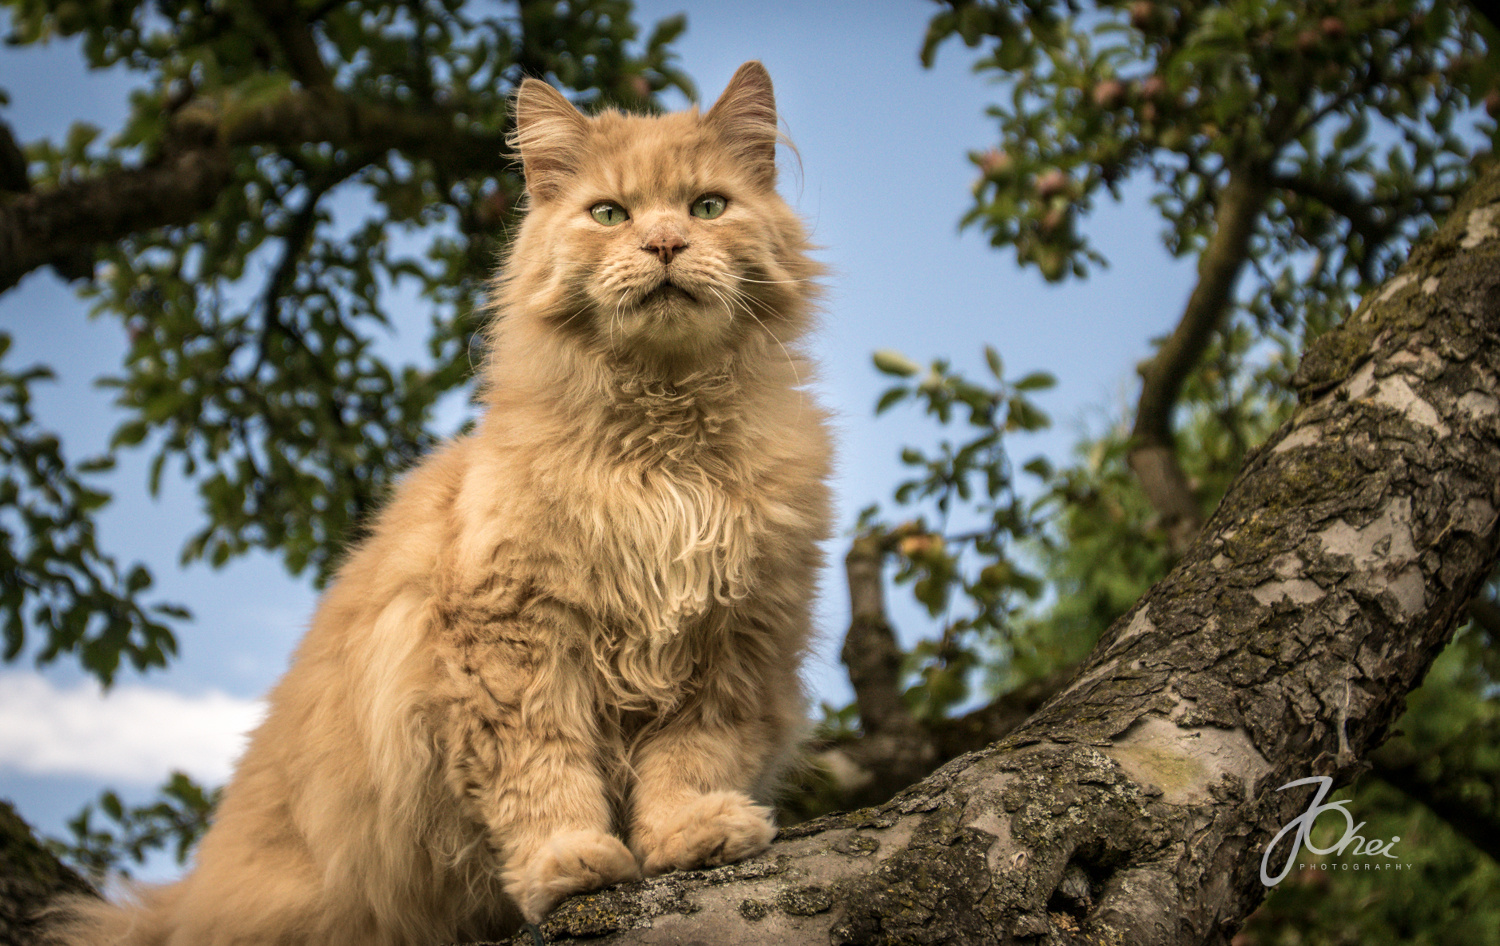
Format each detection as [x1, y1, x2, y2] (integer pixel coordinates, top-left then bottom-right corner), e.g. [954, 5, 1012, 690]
[575, 379, 765, 640]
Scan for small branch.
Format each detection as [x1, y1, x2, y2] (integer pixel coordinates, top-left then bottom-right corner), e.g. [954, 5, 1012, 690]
[1279, 57, 1379, 146]
[1269, 170, 1400, 247]
[255, 0, 334, 89]
[1128, 162, 1269, 553]
[0, 119, 29, 193]
[1466, 591, 1500, 639]
[840, 534, 913, 739]
[836, 534, 937, 805]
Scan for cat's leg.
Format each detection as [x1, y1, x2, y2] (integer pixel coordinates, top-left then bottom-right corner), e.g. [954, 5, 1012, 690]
[439, 606, 639, 923]
[627, 710, 782, 876]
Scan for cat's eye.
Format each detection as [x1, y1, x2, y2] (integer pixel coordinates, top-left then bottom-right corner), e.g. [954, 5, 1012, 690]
[590, 202, 629, 226]
[690, 194, 727, 220]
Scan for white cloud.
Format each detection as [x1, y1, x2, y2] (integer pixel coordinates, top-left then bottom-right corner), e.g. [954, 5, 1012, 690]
[0, 672, 265, 785]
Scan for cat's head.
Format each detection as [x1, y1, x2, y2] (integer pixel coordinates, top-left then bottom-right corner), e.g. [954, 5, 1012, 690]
[493, 62, 819, 372]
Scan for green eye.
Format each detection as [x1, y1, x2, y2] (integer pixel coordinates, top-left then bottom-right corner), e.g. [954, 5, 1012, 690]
[690, 194, 727, 220]
[591, 202, 629, 226]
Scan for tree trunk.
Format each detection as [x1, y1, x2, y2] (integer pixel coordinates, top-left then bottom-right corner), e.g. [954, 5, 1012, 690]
[478, 160, 1500, 945]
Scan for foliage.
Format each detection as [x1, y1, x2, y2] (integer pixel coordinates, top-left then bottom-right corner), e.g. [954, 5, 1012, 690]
[923, 0, 1493, 322]
[0, 0, 690, 673]
[0, 332, 183, 685]
[858, 315, 1300, 703]
[917, 0, 1495, 559]
[860, 348, 1054, 719]
[46, 771, 218, 882]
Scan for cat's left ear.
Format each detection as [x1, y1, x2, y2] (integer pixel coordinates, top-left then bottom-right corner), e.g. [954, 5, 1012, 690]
[705, 61, 778, 186]
[511, 78, 590, 200]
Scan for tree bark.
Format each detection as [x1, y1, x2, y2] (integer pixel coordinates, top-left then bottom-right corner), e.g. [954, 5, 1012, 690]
[482, 160, 1500, 945]
[1128, 165, 1269, 554]
[0, 801, 93, 946]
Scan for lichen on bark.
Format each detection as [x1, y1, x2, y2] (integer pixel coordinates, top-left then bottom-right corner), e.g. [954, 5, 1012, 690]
[475, 156, 1500, 946]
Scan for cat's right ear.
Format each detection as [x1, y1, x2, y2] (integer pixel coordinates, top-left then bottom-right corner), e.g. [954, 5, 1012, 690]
[511, 79, 590, 201]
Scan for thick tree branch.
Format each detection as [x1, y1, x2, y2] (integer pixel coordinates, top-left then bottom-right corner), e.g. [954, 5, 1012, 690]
[1129, 164, 1269, 554]
[0, 90, 509, 294]
[492, 160, 1500, 945]
[0, 147, 233, 293]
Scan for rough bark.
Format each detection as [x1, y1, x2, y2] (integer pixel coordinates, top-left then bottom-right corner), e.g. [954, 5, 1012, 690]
[0, 801, 94, 946]
[1128, 165, 1270, 554]
[835, 621, 1500, 869]
[0, 89, 509, 293]
[475, 160, 1500, 945]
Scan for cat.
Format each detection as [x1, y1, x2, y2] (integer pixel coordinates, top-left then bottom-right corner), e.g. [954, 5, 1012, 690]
[50, 60, 831, 945]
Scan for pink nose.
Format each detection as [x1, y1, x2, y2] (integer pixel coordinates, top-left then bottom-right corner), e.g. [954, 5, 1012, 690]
[642, 234, 687, 264]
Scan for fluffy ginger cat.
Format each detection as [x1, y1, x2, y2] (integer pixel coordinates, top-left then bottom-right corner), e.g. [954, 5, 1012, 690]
[52, 61, 830, 945]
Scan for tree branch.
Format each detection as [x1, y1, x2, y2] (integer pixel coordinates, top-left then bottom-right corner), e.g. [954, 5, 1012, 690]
[0, 89, 509, 294]
[1128, 163, 1269, 554]
[0, 800, 94, 944]
[835, 534, 938, 806]
[253, 0, 335, 89]
[480, 158, 1500, 945]
[0, 146, 232, 293]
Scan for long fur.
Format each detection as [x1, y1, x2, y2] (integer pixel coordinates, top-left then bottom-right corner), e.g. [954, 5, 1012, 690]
[47, 61, 830, 945]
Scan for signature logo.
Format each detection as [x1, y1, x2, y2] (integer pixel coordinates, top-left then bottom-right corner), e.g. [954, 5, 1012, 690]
[1261, 776, 1401, 886]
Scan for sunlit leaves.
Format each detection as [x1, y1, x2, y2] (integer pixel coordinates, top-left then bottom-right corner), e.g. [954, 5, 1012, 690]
[859, 349, 1055, 719]
[929, 0, 1492, 311]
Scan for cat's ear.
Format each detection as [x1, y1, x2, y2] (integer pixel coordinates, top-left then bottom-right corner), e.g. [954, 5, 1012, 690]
[705, 61, 778, 186]
[511, 78, 590, 201]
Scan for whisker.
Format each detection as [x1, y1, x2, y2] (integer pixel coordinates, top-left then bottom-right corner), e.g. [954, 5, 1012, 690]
[716, 280, 803, 394]
[722, 273, 810, 286]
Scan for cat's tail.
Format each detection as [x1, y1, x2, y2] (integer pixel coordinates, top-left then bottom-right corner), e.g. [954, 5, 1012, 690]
[41, 883, 183, 946]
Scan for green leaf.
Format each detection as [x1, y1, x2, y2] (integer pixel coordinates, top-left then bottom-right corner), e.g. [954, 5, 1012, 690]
[875, 387, 909, 414]
[984, 345, 1004, 379]
[1013, 371, 1056, 392]
[1022, 456, 1054, 479]
[873, 349, 921, 377]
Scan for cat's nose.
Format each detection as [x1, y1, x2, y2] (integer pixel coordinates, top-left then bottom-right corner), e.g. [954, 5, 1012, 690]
[642, 231, 688, 264]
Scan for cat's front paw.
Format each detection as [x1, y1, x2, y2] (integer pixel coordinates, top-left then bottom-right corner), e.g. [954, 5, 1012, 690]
[637, 790, 777, 877]
[504, 829, 641, 923]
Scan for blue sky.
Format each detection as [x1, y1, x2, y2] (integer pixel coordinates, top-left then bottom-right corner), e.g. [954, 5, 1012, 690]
[0, 0, 1198, 875]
